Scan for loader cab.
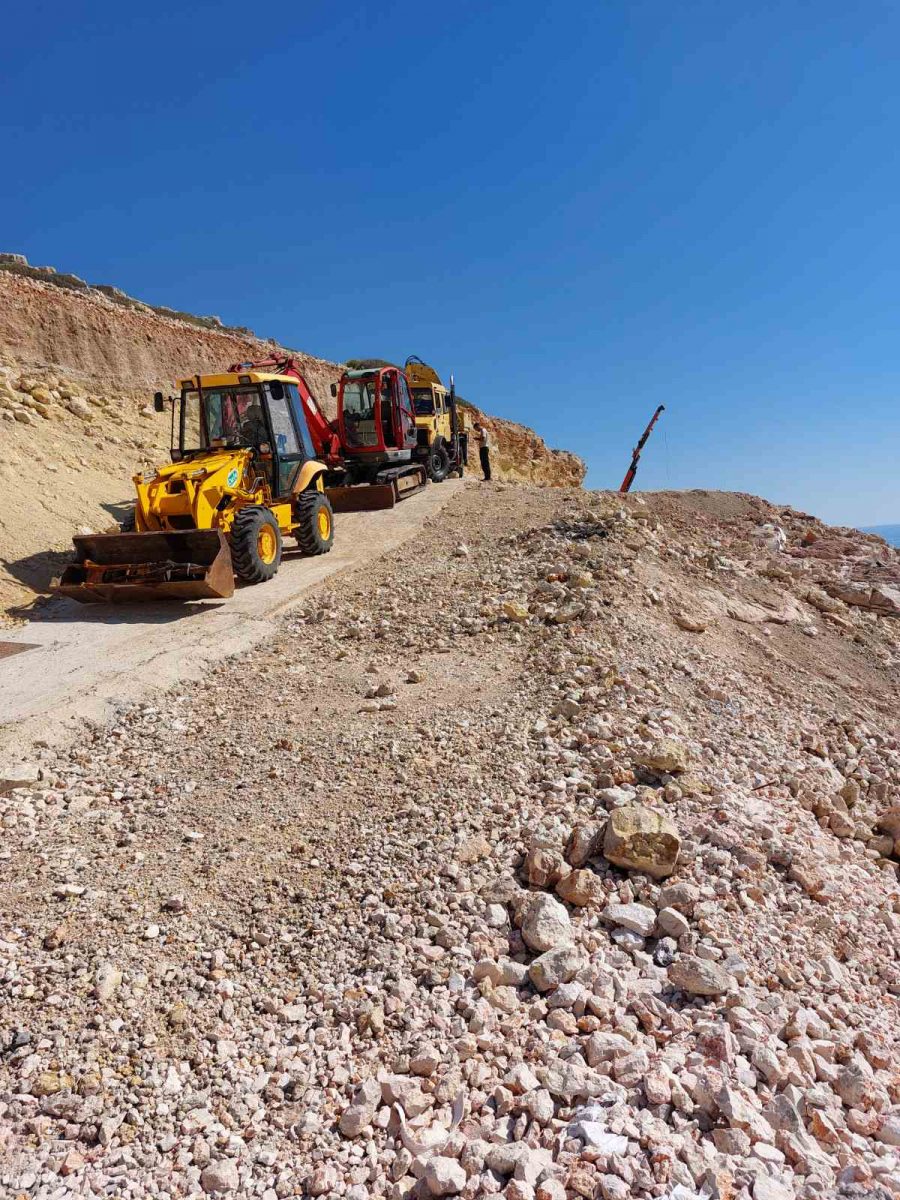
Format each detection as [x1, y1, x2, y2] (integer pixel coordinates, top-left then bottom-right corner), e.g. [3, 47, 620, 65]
[337, 367, 416, 464]
[175, 372, 317, 498]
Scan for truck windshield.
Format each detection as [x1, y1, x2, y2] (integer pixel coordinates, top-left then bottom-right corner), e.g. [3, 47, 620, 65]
[180, 387, 267, 450]
[411, 388, 434, 416]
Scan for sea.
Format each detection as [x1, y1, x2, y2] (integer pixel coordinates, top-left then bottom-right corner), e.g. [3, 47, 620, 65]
[861, 524, 900, 548]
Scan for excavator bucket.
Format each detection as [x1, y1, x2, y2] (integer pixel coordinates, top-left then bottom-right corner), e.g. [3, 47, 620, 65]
[54, 530, 235, 603]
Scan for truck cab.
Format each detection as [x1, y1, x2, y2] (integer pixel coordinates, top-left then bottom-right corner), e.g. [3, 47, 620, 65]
[404, 356, 467, 481]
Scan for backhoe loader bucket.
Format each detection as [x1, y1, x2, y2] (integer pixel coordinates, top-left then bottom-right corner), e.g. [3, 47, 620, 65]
[54, 530, 235, 603]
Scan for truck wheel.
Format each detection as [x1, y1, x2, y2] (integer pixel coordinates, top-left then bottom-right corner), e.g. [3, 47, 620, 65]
[119, 507, 136, 532]
[427, 442, 450, 482]
[296, 490, 334, 556]
[230, 506, 283, 582]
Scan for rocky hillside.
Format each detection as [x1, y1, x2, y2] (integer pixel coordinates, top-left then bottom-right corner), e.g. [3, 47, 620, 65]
[0, 484, 898, 1199]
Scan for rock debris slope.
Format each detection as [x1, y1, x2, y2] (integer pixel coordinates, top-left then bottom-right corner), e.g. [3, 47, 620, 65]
[1, 485, 899, 1200]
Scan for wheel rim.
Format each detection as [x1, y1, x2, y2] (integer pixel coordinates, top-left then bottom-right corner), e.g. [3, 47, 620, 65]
[317, 508, 331, 539]
[257, 525, 277, 564]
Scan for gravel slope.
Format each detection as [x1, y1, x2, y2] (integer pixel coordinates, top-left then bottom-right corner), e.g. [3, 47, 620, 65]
[1, 484, 898, 1200]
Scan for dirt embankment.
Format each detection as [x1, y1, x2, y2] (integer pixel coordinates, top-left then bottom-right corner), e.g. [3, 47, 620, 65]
[462, 409, 586, 488]
[0, 267, 343, 406]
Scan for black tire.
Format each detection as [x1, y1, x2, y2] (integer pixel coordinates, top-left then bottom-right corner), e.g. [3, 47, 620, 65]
[295, 490, 334, 556]
[427, 441, 450, 483]
[119, 508, 136, 532]
[230, 506, 283, 583]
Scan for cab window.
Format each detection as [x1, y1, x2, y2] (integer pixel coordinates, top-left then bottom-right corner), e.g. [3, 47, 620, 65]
[411, 388, 434, 416]
[266, 387, 300, 456]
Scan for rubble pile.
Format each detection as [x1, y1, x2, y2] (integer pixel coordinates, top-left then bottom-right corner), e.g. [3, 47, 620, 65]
[0, 484, 898, 1199]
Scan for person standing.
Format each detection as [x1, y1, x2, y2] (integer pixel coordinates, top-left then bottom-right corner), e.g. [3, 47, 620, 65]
[473, 422, 492, 481]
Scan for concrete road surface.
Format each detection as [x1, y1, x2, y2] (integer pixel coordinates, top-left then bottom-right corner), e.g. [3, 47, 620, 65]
[0, 481, 465, 754]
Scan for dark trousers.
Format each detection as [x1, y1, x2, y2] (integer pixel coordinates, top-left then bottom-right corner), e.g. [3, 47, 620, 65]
[479, 446, 491, 480]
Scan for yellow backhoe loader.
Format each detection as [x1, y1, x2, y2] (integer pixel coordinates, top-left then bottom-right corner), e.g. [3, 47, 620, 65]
[56, 367, 334, 603]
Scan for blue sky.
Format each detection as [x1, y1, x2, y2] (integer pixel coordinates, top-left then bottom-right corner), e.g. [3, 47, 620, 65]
[2, 1, 899, 524]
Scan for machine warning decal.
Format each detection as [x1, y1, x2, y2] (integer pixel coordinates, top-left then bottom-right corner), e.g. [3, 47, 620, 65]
[226, 468, 239, 487]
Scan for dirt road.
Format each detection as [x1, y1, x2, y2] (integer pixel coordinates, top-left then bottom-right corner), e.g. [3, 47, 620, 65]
[0, 480, 465, 753]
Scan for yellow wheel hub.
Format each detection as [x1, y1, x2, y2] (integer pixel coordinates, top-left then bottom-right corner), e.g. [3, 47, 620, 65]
[317, 509, 331, 539]
[257, 525, 277, 564]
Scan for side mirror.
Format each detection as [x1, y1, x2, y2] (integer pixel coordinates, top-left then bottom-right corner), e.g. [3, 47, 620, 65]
[330, 382, 337, 398]
[270, 382, 285, 401]
[153, 391, 166, 413]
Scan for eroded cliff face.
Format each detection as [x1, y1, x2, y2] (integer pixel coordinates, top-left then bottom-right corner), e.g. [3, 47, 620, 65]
[0, 268, 344, 413]
[461, 408, 586, 487]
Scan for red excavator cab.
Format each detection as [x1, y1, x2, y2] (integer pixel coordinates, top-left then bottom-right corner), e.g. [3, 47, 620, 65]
[336, 366, 417, 465]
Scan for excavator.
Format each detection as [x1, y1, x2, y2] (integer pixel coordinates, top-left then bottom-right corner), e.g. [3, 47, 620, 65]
[55, 357, 427, 602]
[326, 362, 427, 510]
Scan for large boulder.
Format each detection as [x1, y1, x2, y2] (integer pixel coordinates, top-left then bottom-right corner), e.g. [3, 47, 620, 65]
[555, 868, 604, 907]
[602, 805, 681, 879]
[634, 737, 691, 774]
[528, 945, 587, 991]
[519, 893, 573, 952]
[669, 955, 732, 996]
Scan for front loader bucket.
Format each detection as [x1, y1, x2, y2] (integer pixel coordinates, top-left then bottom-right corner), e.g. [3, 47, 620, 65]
[54, 530, 235, 604]
[326, 484, 397, 513]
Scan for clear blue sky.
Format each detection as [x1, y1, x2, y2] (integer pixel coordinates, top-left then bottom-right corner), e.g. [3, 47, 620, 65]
[3, 1, 899, 525]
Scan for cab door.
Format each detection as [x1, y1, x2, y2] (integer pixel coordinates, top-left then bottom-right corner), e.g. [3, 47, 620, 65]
[378, 370, 397, 448]
[266, 383, 310, 496]
[396, 372, 417, 449]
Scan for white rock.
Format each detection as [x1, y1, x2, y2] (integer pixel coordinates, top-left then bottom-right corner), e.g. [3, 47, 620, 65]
[669, 955, 732, 996]
[537, 1057, 622, 1101]
[657, 906, 690, 938]
[602, 901, 656, 936]
[877, 1114, 900, 1147]
[567, 1104, 629, 1154]
[94, 962, 122, 1001]
[520, 894, 573, 952]
[424, 1157, 466, 1195]
[200, 1160, 240, 1193]
[528, 945, 587, 991]
[339, 1077, 382, 1136]
[0, 762, 40, 792]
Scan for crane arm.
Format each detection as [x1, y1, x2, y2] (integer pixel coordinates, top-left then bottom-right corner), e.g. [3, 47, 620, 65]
[619, 404, 665, 493]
